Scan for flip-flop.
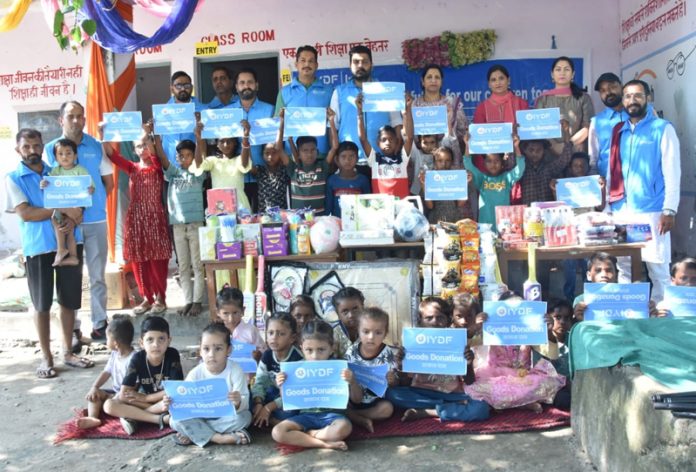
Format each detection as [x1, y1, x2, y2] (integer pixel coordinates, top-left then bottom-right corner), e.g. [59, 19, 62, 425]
[150, 302, 168, 315]
[36, 365, 57, 379]
[173, 432, 193, 446]
[64, 355, 95, 369]
[234, 429, 251, 445]
[158, 413, 170, 430]
[133, 303, 152, 315]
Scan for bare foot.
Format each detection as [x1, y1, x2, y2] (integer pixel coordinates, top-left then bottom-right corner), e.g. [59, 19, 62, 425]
[60, 256, 80, 266]
[401, 408, 429, 422]
[76, 416, 102, 429]
[188, 302, 202, 317]
[211, 430, 250, 445]
[52, 250, 68, 267]
[322, 441, 348, 451]
[524, 402, 543, 413]
[351, 414, 374, 433]
[177, 304, 192, 316]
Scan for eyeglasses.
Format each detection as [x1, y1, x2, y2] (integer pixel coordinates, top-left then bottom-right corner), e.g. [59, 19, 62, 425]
[623, 92, 646, 100]
[173, 83, 193, 91]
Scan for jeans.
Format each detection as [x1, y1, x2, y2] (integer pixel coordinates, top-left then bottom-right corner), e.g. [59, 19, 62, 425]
[386, 387, 490, 422]
[82, 222, 108, 328]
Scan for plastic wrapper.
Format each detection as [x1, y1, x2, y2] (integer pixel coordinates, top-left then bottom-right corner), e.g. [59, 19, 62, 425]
[495, 205, 525, 242]
[523, 207, 544, 243]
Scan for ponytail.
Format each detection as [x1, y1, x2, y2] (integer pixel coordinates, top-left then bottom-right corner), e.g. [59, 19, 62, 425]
[569, 82, 584, 100]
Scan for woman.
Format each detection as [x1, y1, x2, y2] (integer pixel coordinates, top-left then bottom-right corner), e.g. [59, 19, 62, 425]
[535, 56, 595, 156]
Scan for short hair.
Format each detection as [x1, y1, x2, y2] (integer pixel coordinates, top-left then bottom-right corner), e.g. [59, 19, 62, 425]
[623, 79, 650, 97]
[296, 136, 318, 149]
[487, 64, 510, 81]
[332, 287, 365, 309]
[570, 151, 590, 163]
[349, 45, 372, 63]
[358, 306, 389, 332]
[59, 100, 84, 117]
[520, 139, 550, 152]
[176, 139, 196, 154]
[266, 311, 299, 335]
[236, 67, 258, 83]
[216, 286, 244, 309]
[171, 71, 191, 84]
[418, 296, 452, 320]
[16, 128, 42, 143]
[433, 146, 454, 162]
[202, 322, 231, 346]
[548, 298, 573, 315]
[588, 252, 618, 271]
[54, 138, 78, 155]
[451, 292, 480, 315]
[296, 45, 318, 61]
[140, 315, 170, 336]
[499, 290, 522, 301]
[107, 317, 135, 346]
[211, 66, 232, 80]
[378, 125, 398, 139]
[337, 141, 359, 156]
[301, 319, 334, 345]
[289, 295, 316, 316]
[671, 257, 696, 277]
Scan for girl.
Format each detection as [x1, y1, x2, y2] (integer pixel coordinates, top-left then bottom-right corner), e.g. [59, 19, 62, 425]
[331, 287, 366, 358]
[250, 130, 291, 213]
[463, 130, 525, 231]
[325, 141, 371, 217]
[215, 287, 265, 360]
[190, 119, 252, 211]
[164, 323, 252, 447]
[465, 292, 566, 412]
[271, 320, 359, 451]
[386, 297, 490, 422]
[344, 307, 399, 432]
[251, 312, 304, 427]
[288, 295, 318, 333]
[102, 129, 171, 315]
[421, 146, 474, 224]
[451, 293, 486, 347]
[357, 92, 413, 198]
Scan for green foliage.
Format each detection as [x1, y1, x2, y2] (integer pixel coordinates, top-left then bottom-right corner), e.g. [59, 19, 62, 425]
[53, 0, 95, 52]
[402, 29, 497, 70]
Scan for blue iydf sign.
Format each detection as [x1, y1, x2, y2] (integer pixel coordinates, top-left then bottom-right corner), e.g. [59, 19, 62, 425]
[402, 328, 467, 375]
[280, 360, 349, 410]
[43, 175, 93, 209]
[468, 123, 513, 154]
[163, 378, 236, 421]
[153, 103, 196, 135]
[200, 108, 245, 139]
[483, 300, 548, 346]
[102, 112, 143, 142]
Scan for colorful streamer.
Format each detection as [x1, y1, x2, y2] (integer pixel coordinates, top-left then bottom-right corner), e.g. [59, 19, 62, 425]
[133, 0, 204, 18]
[0, 0, 31, 32]
[81, 0, 198, 53]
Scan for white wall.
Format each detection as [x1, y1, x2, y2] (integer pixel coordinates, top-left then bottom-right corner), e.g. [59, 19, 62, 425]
[0, 0, 622, 251]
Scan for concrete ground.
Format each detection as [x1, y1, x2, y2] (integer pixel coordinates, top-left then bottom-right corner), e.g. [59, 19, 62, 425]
[0, 269, 596, 472]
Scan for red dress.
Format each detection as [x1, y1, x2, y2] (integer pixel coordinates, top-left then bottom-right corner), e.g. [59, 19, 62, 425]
[108, 150, 171, 263]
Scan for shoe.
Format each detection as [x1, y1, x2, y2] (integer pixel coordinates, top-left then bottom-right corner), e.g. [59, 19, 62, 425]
[90, 322, 108, 341]
[120, 417, 137, 436]
[71, 329, 83, 354]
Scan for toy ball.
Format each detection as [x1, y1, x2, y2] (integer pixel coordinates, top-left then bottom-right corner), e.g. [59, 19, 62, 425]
[394, 205, 429, 242]
[309, 216, 341, 253]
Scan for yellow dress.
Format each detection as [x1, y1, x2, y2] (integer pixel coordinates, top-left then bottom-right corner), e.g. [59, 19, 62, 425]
[189, 155, 252, 210]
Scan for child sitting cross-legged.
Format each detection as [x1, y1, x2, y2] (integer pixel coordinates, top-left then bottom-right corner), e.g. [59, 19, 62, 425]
[164, 323, 252, 447]
[331, 287, 366, 358]
[572, 251, 618, 321]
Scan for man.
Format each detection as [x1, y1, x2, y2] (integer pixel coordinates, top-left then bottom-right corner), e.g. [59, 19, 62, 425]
[609, 80, 680, 301]
[588, 72, 627, 177]
[207, 66, 237, 109]
[330, 45, 402, 163]
[161, 71, 207, 166]
[275, 45, 333, 155]
[227, 67, 274, 212]
[7, 129, 94, 377]
[45, 102, 113, 340]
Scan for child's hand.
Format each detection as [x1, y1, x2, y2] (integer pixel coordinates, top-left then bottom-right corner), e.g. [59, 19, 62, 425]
[252, 402, 272, 427]
[355, 93, 364, 113]
[341, 368, 354, 384]
[252, 349, 262, 362]
[162, 394, 171, 409]
[560, 119, 571, 142]
[326, 107, 336, 122]
[418, 169, 426, 186]
[512, 132, 521, 149]
[474, 312, 488, 335]
[142, 120, 154, 136]
[276, 372, 287, 387]
[278, 108, 285, 119]
[467, 171, 473, 183]
[228, 390, 242, 409]
[549, 179, 557, 192]
[194, 121, 204, 139]
[86, 386, 104, 402]
[241, 119, 251, 137]
[122, 389, 148, 404]
[598, 176, 606, 189]
[464, 347, 475, 365]
[573, 302, 587, 322]
[404, 92, 413, 109]
[517, 368, 529, 378]
[88, 185, 95, 195]
[40, 179, 49, 189]
[386, 370, 398, 387]
[463, 129, 470, 146]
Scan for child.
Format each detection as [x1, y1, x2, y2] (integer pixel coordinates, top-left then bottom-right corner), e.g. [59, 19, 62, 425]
[357, 93, 413, 198]
[102, 128, 171, 315]
[331, 287, 366, 358]
[103, 316, 183, 435]
[155, 134, 206, 317]
[451, 293, 486, 347]
[40, 138, 93, 267]
[343, 307, 399, 432]
[164, 323, 252, 447]
[572, 251, 618, 320]
[251, 137, 291, 213]
[271, 320, 360, 451]
[289, 294, 318, 332]
[215, 287, 265, 360]
[386, 297, 490, 422]
[251, 312, 304, 427]
[190, 119, 252, 211]
[671, 257, 696, 287]
[466, 292, 566, 412]
[325, 141, 371, 217]
[77, 317, 135, 429]
[421, 146, 473, 223]
[463, 130, 525, 231]
[281, 108, 339, 214]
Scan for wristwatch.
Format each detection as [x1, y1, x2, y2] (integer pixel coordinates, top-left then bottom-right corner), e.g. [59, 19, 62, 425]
[662, 209, 676, 217]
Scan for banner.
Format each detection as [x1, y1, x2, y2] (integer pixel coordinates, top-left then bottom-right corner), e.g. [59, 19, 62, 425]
[362, 82, 405, 112]
[163, 378, 235, 422]
[424, 170, 468, 201]
[412, 106, 448, 135]
[584, 283, 651, 320]
[516, 108, 561, 140]
[468, 123, 513, 154]
[43, 176, 93, 209]
[662, 286, 696, 318]
[229, 342, 258, 374]
[153, 103, 195, 135]
[555, 175, 603, 208]
[200, 108, 244, 139]
[102, 112, 143, 142]
[402, 327, 467, 375]
[284, 107, 327, 137]
[348, 363, 389, 398]
[249, 117, 281, 146]
[483, 300, 548, 346]
[280, 360, 349, 410]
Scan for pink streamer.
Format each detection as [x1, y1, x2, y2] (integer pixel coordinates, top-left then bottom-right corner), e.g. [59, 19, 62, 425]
[133, 0, 204, 17]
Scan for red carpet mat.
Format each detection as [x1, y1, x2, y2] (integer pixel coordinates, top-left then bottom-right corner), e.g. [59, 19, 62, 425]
[276, 407, 570, 454]
[54, 409, 174, 444]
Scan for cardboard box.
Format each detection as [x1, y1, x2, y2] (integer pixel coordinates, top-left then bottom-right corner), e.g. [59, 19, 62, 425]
[236, 223, 261, 256]
[206, 188, 237, 215]
[216, 242, 242, 260]
[262, 223, 289, 257]
[105, 265, 128, 310]
[340, 194, 395, 232]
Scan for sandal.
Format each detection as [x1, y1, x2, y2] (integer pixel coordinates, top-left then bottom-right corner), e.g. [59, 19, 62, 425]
[173, 432, 193, 446]
[234, 429, 251, 445]
[133, 301, 152, 315]
[36, 365, 57, 379]
[64, 354, 95, 369]
[150, 302, 167, 315]
[158, 413, 170, 430]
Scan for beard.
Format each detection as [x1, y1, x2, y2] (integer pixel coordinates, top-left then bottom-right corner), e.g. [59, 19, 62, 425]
[238, 88, 256, 100]
[176, 91, 191, 102]
[626, 102, 647, 118]
[24, 153, 42, 165]
[602, 93, 622, 108]
[352, 68, 370, 81]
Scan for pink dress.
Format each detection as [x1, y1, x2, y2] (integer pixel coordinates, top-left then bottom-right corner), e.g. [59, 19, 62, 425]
[465, 346, 565, 409]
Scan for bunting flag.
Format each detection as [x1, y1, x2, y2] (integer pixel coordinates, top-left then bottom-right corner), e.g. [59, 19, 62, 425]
[0, 0, 31, 32]
[81, 0, 198, 53]
[133, 0, 204, 18]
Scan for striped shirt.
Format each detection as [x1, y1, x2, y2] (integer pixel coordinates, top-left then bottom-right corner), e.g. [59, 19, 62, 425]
[288, 159, 330, 214]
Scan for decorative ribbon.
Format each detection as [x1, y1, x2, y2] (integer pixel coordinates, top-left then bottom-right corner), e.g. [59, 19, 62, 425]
[0, 0, 31, 32]
[133, 0, 204, 18]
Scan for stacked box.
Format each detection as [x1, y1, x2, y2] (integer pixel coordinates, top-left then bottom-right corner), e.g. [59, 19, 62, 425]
[207, 188, 237, 215]
[262, 223, 289, 257]
[216, 242, 243, 260]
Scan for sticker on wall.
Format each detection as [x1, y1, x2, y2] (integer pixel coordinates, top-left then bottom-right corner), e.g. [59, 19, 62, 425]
[195, 41, 219, 56]
[280, 68, 292, 86]
[0, 126, 12, 139]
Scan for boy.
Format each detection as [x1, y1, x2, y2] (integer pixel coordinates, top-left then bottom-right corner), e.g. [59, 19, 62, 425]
[671, 257, 696, 287]
[325, 141, 371, 217]
[573, 251, 618, 320]
[77, 317, 135, 429]
[534, 299, 574, 410]
[103, 316, 183, 435]
[158, 137, 206, 316]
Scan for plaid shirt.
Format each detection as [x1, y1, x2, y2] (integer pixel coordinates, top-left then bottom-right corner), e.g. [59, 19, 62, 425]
[519, 143, 572, 205]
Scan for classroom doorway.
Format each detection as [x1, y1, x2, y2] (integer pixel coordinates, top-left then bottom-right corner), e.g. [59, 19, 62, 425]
[196, 53, 279, 107]
[135, 64, 171, 122]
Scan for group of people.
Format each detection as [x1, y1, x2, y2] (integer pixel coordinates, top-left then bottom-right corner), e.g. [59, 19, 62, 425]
[5, 43, 684, 387]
